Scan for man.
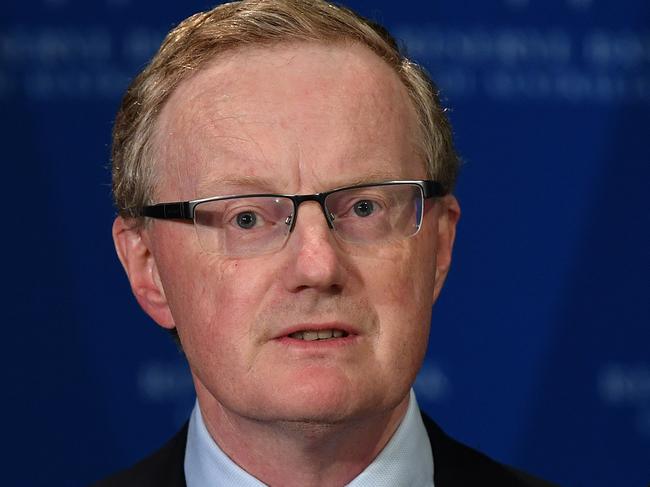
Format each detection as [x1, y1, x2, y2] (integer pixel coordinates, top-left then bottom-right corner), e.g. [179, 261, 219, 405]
[97, 0, 555, 485]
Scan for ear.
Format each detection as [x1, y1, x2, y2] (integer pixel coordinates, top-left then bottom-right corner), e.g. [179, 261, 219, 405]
[432, 195, 460, 302]
[112, 216, 176, 329]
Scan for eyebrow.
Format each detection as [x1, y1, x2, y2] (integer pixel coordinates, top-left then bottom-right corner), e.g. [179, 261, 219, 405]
[195, 175, 279, 197]
[329, 171, 403, 189]
[194, 169, 406, 197]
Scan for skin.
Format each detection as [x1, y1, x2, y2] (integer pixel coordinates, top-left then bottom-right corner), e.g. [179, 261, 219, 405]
[113, 41, 460, 486]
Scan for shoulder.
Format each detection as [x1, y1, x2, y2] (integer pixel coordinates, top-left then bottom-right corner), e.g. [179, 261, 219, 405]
[91, 423, 188, 487]
[421, 412, 558, 487]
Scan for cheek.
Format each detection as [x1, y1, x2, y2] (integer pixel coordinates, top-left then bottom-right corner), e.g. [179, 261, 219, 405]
[152, 229, 258, 349]
[181, 258, 259, 339]
[363, 239, 436, 361]
[165, 256, 268, 390]
[367, 236, 437, 313]
[358, 252, 432, 401]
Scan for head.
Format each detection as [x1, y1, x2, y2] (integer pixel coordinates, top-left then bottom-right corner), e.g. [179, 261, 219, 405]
[112, 0, 460, 428]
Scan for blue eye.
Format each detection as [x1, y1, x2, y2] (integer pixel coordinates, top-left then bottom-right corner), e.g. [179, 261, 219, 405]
[353, 200, 375, 217]
[236, 211, 257, 229]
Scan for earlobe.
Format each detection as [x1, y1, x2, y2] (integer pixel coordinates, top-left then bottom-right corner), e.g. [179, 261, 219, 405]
[432, 195, 460, 302]
[112, 217, 176, 329]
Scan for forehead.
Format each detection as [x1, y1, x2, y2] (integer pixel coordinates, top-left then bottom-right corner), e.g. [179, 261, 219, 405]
[152, 41, 424, 198]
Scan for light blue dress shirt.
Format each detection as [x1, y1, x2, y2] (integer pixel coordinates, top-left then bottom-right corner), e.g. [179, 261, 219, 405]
[185, 389, 434, 486]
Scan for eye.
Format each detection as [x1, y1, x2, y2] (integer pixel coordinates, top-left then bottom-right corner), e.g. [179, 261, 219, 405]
[234, 211, 259, 229]
[353, 200, 375, 217]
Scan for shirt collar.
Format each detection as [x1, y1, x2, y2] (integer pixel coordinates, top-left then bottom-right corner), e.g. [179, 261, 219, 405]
[185, 389, 434, 487]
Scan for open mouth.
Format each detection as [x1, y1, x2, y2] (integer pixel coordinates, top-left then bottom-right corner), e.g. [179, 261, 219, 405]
[287, 329, 349, 341]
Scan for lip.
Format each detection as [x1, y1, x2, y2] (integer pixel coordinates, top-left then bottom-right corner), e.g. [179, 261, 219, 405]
[272, 322, 359, 341]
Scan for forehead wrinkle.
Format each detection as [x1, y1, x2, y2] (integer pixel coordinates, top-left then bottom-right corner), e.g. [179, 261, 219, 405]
[156, 101, 274, 200]
[293, 49, 420, 173]
[348, 72, 419, 153]
[149, 112, 186, 200]
[153, 41, 425, 201]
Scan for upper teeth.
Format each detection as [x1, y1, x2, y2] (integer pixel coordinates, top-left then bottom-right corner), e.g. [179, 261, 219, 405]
[289, 329, 345, 340]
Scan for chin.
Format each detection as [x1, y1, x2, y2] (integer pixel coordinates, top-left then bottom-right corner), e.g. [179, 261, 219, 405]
[251, 374, 398, 426]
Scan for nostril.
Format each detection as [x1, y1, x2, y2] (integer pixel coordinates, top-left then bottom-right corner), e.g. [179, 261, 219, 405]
[327, 283, 344, 295]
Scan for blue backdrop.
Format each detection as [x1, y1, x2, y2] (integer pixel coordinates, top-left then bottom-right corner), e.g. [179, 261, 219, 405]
[3, 1, 648, 486]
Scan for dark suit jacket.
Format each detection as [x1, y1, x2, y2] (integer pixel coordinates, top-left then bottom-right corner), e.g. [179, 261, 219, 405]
[93, 413, 557, 486]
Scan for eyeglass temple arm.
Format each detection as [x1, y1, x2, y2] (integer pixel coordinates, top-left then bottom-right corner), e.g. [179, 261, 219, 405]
[140, 202, 193, 220]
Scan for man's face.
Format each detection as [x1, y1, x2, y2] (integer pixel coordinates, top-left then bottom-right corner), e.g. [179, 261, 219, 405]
[135, 42, 457, 424]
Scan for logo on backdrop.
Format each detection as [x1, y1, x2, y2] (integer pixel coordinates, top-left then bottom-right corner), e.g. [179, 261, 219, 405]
[597, 362, 650, 438]
[137, 359, 195, 423]
[3, 1, 648, 104]
[415, 363, 452, 403]
[394, 1, 649, 104]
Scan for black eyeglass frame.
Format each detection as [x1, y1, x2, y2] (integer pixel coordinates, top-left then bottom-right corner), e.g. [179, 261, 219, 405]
[138, 179, 446, 233]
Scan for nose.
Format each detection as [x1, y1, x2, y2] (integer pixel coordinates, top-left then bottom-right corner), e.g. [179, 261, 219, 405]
[281, 201, 346, 293]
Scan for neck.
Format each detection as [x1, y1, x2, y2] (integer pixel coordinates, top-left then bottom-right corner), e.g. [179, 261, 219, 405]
[195, 387, 410, 487]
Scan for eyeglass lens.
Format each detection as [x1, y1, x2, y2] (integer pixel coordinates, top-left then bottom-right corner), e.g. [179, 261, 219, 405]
[192, 184, 424, 256]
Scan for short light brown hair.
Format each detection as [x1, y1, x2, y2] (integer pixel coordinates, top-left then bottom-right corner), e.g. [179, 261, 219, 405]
[111, 0, 459, 219]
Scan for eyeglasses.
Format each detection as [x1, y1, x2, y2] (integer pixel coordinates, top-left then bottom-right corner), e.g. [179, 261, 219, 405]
[138, 180, 445, 257]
